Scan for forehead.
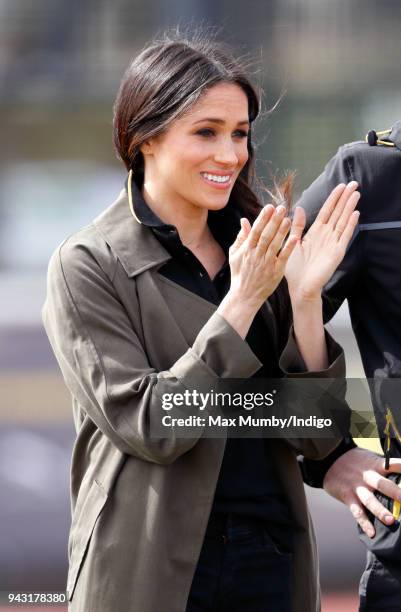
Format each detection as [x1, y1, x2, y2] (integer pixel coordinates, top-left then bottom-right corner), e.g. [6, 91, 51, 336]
[181, 82, 249, 123]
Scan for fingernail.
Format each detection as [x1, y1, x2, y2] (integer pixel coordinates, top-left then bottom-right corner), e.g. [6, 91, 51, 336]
[276, 205, 285, 214]
[385, 515, 395, 525]
[348, 181, 358, 189]
[367, 529, 375, 538]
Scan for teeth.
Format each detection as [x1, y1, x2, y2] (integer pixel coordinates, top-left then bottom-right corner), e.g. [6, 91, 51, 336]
[202, 173, 230, 183]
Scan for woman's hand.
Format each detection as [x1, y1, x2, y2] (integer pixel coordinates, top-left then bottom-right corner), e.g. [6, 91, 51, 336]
[217, 204, 298, 339]
[285, 182, 360, 303]
[228, 204, 298, 309]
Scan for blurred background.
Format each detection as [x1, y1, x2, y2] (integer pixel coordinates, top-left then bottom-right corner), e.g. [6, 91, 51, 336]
[1, 0, 401, 609]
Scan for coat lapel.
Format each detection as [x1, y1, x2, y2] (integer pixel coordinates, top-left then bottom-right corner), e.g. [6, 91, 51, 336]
[93, 189, 172, 277]
[153, 272, 217, 346]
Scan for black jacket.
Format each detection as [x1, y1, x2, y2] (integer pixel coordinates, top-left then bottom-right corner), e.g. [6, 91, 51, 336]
[298, 119, 401, 460]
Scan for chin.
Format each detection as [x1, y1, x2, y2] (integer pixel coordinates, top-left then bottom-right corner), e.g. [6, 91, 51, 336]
[203, 191, 232, 209]
[201, 199, 230, 212]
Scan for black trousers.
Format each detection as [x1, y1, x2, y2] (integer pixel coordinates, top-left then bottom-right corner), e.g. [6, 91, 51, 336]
[359, 550, 401, 611]
[185, 513, 293, 612]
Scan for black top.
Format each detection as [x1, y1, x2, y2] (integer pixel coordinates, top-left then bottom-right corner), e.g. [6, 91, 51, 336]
[298, 131, 401, 458]
[127, 178, 293, 529]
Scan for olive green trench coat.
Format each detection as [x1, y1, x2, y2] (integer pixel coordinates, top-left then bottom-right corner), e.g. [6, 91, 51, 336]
[42, 188, 346, 612]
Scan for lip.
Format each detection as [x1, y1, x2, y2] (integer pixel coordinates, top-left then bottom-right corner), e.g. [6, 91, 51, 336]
[201, 170, 235, 176]
[200, 171, 235, 190]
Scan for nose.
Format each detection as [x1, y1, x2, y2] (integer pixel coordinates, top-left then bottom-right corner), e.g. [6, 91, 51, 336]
[213, 139, 239, 166]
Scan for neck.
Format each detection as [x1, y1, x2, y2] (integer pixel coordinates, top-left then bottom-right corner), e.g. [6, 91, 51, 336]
[142, 180, 212, 249]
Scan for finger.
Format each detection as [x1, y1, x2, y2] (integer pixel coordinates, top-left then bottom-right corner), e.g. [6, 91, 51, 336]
[247, 205, 275, 248]
[328, 181, 359, 227]
[364, 470, 401, 504]
[266, 217, 291, 257]
[334, 191, 360, 237]
[290, 206, 306, 240]
[349, 499, 375, 538]
[381, 457, 401, 475]
[315, 183, 347, 224]
[241, 217, 252, 236]
[254, 206, 287, 256]
[230, 229, 245, 254]
[357, 485, 396, 526]
[338, 210, 360, 249]
[230, 218, 251, 253]
[277, 234, 299, 270]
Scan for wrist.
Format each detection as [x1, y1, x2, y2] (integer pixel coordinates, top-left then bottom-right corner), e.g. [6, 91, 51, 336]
[224, 288, 262, 315]
[288, 286, 322, 306]
[302, 437, 357, 489]
[217, 291, 259, 340]
[291, 291, 322, 312]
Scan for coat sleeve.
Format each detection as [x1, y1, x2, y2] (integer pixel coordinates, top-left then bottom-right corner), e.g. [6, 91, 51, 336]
[277, 325, 351, 461]
[42, 239, 263, 466]
[296, 145, 363, 322]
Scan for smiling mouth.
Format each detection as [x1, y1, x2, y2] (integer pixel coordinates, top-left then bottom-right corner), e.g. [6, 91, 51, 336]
[200, 172, 232, 184]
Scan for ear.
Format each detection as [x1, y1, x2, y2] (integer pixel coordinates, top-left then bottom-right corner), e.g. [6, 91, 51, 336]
[139, 139, 155, 156]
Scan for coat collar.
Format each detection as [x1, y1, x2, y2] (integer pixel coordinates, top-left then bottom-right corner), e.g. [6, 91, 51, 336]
[93, 172, 242, 278]
[93, 188, 172, 278]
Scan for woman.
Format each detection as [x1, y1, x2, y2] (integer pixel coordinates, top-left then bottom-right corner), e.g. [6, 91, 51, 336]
[42, 32, 360, 612]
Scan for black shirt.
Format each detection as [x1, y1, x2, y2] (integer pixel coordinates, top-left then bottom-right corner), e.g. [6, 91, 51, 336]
[127, 177, 293, 528]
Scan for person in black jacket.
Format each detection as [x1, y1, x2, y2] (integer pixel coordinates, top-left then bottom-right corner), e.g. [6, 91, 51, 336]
[297, 120, 401, 611]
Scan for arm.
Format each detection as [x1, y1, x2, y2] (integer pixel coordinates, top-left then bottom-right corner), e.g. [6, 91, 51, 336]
[297, 146, 363, 322]
[42, 240, 263, 466]
[291, 296, 327, 371]
[286, 181, 360, 369]
[274, 183, 359, 461]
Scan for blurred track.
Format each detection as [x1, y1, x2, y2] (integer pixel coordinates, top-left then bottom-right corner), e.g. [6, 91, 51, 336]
[322, 592, 359, 611]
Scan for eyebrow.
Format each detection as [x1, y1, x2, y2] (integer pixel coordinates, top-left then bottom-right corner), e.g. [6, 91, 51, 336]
[192, 118, 250, 126]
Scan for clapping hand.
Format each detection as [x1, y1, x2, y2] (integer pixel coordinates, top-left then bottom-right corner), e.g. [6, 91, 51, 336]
[285, 182, 360, 302]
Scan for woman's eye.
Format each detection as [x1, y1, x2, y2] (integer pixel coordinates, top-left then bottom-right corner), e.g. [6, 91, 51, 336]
[196, 128, 215, 137]
[195, 128, 249, 138]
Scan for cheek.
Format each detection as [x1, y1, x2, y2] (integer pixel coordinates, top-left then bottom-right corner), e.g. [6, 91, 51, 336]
[168, 141, 203, 171]
[239, 144, 249, 167]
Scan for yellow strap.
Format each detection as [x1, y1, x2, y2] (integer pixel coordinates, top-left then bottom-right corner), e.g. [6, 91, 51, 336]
[382, 407, 401, 518]
[386, 406, 401, 443]
[393, 484, 401, 519]
[385, 409, 392, 453]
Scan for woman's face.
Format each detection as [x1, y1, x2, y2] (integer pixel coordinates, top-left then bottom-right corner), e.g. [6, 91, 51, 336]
[141, 82, 250, 212]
